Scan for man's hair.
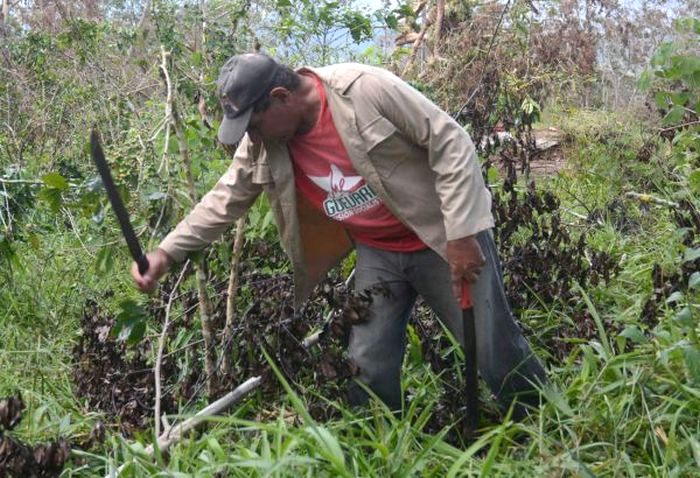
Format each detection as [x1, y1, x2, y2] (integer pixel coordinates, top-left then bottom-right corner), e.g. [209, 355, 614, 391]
[252, 64, 301, 113]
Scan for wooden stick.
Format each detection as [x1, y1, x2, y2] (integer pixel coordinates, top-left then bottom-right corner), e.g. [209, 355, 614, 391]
[106, 377, 262, 478]
[401, 4, 434, 77]
[222, 216, 247, 375]
[154, 261, 191, 438]
[0, 178, 43, 185]
[152, 376, 262, 452]
[432, 0, 444, 59]
[160, 45, 217, 396]
[625, 191, 679, 208]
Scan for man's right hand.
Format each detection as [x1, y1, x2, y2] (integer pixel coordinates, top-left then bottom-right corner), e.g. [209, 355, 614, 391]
[131, 248, 173, 293]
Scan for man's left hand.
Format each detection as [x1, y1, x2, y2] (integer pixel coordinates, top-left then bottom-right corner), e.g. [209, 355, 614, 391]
[446, 235, 486, 300]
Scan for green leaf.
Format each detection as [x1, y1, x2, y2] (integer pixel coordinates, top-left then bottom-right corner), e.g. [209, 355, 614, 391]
[127, 321, 146, 346]
[674, 307, 694, 328]
[684, 247, 700, 263]
[167, 136, 180, 155]
[343, 11, 372, 43]
[42, 172, 69, 190]
[666, 290, 684, 304]
[306, 426, 345, 466]
[663, 106, 686, 126]
[27, 234, 40, 251]
[146, 191, 167, 201]
[385, 13, 398, 30]
[487, 165, 499, 184]
[113, 300, 148, 345]
[191, 51, 203, 67]
[637, 70, 652, 91]
[654, 91, 671, 110]
[261, 209, 274, 233]
[396, 3, 415, 18]
[689, 170, 700, 194]
[38, 187, 63, 213]
[406, 323, 423, 366]
[670, 91, 691, 106]
[0, 234, 21, 272]
[689, 272, 700, 289]
[674, 55, 700, 79]
[651, 42, 674, 68]
[95, 246, 114, 274]
[684, 346, 700, 383]
[207, 437, 226, 461]
[620, 325, 648, 344]
[541, 384, 574, 417]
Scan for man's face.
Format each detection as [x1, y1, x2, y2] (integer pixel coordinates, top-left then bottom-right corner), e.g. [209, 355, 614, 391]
[246, 91, 298, 144]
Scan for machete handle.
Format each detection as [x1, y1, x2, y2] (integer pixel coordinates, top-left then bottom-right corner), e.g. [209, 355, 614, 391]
[460, 280, 473, 309]
[136, 255, 150, 276]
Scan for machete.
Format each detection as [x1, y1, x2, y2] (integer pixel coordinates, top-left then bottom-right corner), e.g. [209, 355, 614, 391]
[461, 280, 479, 433]
[90, 129, 149, 275]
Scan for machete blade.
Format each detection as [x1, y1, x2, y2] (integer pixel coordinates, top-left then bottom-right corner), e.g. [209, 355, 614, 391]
[90, 129, 149, 275]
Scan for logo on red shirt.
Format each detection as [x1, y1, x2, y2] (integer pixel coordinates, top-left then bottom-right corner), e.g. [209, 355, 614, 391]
[308, 164, 380, 219]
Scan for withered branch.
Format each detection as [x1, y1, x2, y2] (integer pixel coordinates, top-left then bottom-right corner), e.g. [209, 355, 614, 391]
[221, 216, 247, 376]
[159, 46, 218, 397]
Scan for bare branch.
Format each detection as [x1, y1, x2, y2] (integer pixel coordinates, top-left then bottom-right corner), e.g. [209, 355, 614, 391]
[625, 192, 679, 208]
[221, 216, 247, 376]
[432, 0, 444, 59]
[159, 45, 218, 396]
[107, 376, 263, 478]
[155, 260, 191, 439]
[402, 3, 435, 77]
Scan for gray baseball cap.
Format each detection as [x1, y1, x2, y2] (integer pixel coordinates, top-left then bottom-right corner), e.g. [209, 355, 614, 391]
[216, 53, 278, 145]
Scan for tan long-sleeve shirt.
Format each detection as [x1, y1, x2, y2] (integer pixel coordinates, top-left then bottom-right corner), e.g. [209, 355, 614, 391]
[159, 63, 494, 306]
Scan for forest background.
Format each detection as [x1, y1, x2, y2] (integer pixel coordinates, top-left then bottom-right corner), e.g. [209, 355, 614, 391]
[0, 0, 699, 476]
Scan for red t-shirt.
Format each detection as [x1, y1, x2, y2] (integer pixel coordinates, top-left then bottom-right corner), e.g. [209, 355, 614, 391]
[288, 72, 426, 252]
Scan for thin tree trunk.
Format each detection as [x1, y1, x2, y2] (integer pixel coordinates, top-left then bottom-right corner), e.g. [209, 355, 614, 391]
[1, 0, 9, 26]
[174, 114, 218, 396]
[123, 0, 151, 60]
[135, 0, 151, 30]
[155, 261, 190, 439]
[221, 216, 246, 376]
[402, 2, 435, 76]
[432, 0, 444, 59]
[160, 47, 217, 396]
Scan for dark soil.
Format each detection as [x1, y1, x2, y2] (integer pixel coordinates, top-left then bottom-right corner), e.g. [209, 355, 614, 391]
[71, 300, 178, 436]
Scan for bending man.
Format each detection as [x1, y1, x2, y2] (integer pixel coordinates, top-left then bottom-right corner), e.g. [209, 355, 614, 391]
[131, 53, 547, 414]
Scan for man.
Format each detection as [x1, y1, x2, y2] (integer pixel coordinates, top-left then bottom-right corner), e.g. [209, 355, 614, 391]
[132, 53, 547, 413]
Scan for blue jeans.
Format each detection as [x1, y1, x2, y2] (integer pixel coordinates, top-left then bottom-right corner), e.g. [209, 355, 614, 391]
[347, 229, 547, 412]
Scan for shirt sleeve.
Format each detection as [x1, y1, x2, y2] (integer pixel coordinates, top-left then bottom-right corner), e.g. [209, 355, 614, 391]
[158, 137, 263, 262]
[357, 69, 494, 240]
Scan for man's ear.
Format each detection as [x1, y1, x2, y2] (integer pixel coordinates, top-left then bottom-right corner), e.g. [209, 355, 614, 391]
[269, 86, 291, 103]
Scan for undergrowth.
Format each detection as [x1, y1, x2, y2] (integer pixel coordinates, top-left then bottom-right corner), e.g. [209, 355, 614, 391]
[1, 106, 698, 477]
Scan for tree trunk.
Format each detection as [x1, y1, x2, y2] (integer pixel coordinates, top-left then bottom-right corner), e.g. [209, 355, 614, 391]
[1, 0, 9, 26]
[221, 216, 247, 376]
[432, 0, 444, 59]
[402, 2, 435, 76]
[173, 114, 218, 396]
[160, 47, 218, 397]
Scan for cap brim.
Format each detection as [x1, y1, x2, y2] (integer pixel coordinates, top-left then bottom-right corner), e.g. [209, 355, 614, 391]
[218, 107, 253, 145]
